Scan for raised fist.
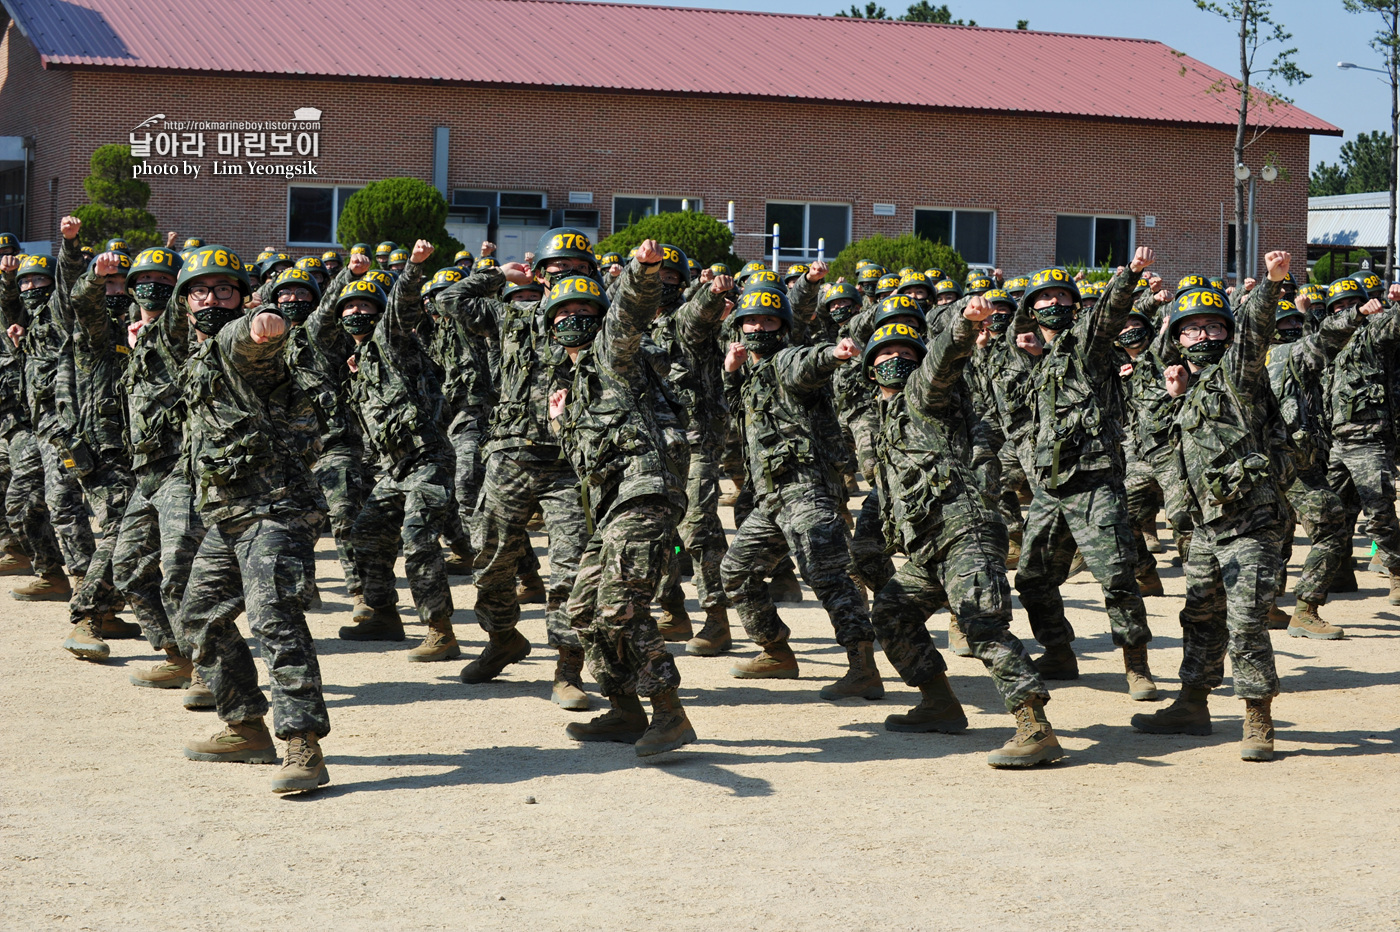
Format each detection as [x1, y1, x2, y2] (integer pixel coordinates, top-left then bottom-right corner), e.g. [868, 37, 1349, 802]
[1264, 250, 1291, 281]
[410, 239, 434, 264]
[1129, 246, 1155, 273]
[60, 216, 81, 240]
[634, 240, 663, 265]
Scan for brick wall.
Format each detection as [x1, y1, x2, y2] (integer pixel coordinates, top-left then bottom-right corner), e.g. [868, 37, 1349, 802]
[0, 21, 73, 243]
[2, 23, 1316, 279]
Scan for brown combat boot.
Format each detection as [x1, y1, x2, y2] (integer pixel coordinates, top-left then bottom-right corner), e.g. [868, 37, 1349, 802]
[1287, 601, 1344, 640]
[1066, 551, 1087, 578]
[946, 614, 973, 657]
[95, 612, 142, 639]
[1266, 603, 1292, 630]
[1137, 564, 1165, 598]
[184, 667, 216, 710]
[62, 619, 109, 661]
[657, 593, 693, 642]
[1143, 525, 1165, 554]
[443, 550, 474, 577]
[460, 628, 531, 683]
[12, 571, 72, 602]
[565, 694, 648, 743]
[271, 732, 330, 793]
[552, 646, 590, 711]
[1123, 645, 1159, 701]
[525, 511, 544, 531]
[1241, 697, 1275, 762]
[350, 592, 374, 624]
[516, 572, 547, 604]
[768, 565, 803, 604]
[407, 618, 461, 662]
[687, 606, 733, 656]
[730, 639, 799, 679]
[636, 689, 696, 758]
[0, 550, 32, 576]
[884, 674, 967, 733]
[183, 717, 277, 763]
[819, 641, 885, 700]
[338, 605, 406, 641]
[1131, 685, 1212, 735]
[129, 647, 193, 689]
[718, 487, 740, 508]
[987, 699, 1064, 768]
[1389, 574, 1400, 606]
[1005, 536, 1022, 570]
[1033, 644, 1079, 680]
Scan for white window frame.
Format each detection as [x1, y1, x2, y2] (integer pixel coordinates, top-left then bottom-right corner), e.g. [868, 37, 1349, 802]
[912, 206, 997, 265]
[763, 200, 852, 261]
[611, 194, 703, 233]
[286, 184, 361, 247]
[1054, 212, 1137, 268]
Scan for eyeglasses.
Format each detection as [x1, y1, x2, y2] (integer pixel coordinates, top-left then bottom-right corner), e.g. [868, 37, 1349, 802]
[1179, 322, 1228, 338]
[186, 283, 239, 300]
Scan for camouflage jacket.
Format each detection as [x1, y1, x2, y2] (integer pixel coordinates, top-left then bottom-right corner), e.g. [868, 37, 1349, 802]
[649, 283, 729, 452]
[63, 270, 133, 465]
[3, 239, 84, 439]
[347, 260, 450, 477]
[290, 265, 362, 453]
[1014, 266, 1140, 490]
[184, 312, 324, 523]
[122, 290, 192, 481]
[872, 312, 999, 560]
[1327, 304, 1400, 443]
[1170, 279, 1283, 537]
[553, 259, 686, 527]
[427, 304, 496, 416]
[1267, 308, 1363, 483]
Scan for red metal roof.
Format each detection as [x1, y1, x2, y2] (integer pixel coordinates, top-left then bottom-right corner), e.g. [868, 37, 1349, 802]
[3, 0, 1341, 133]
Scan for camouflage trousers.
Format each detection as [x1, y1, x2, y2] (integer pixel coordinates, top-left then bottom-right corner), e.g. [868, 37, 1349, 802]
[1327, 439, 1400, 570]
[470, 451, 584, 648]
[447, 408, 488, 552]
[111, 467, 206, 653]
[721, 482, 874, 649]
[312, 445, 368, 596]
[1129, 447, 1193, 565]
[0, 428, 18, 552]
[996, 441, 1031, 538]
[569, 496, 682, 698]
[1015, 472, 1152, 650]
[850, 486, 895, 592]
[178, 509, 328, 739]
[68, 462, 133, 624]
[872, 519, 1047, 713]
[660, 443, 728, 610]
[0, 426, 64, 576]
[37, 438, 96, 576]
[732, 476, 798, 585]
[1178, 522, 1282, 699]
[1281, 477, 1348, 606]
[354, 458, 454, 624]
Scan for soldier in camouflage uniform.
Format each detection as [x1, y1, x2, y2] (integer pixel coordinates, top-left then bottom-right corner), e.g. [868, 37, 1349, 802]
[174, 246, 330, 794]
[648, 249, 737, 654]
[721, 281, 882, 699]
[1265, 299, 1360, 639]
[435, 229, 594, 710]
[544, 245, 696, 757]
[862, 306, 1061, 767]
[1322, 275, 1400, 603]
[53, 246, 139, 660]
[1115, 308, 1169, 598]
[332, 243, 460, 663]
[3, 226, 96, 599]
[1132, 251, 1296, 762]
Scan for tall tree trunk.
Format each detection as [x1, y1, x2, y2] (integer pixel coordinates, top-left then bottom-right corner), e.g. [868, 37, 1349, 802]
[1235, 0, 1251, 282]
[1389, 5, 1398, 281]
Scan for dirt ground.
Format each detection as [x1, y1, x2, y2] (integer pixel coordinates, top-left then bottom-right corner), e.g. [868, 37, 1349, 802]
[2, 500, 1398, 931]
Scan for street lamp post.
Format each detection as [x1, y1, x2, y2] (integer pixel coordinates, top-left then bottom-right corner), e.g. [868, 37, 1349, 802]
[1340, 58, 1400, 281]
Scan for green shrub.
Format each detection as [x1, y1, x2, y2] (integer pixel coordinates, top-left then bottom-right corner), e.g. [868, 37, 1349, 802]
[827, 233, 967, 284]
[1310, 249, 1374, 285]
[595, 211, 741, 270]
[71, 144, 160, 250]
[337, 177, 463, 275]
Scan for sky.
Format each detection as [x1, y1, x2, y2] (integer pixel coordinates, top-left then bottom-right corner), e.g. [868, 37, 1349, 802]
[611, 0, 1390, 175]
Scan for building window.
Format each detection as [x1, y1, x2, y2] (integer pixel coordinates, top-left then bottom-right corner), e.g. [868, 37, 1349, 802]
[287, 185, 361, 246]
[764, 201, 850, 260]
[611, 195, 702, 233]
[1055, 214, 1134, 268]
[913, 208, 994, 265]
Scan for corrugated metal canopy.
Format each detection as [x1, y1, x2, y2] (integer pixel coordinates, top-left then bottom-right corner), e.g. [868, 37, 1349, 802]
[3, 0, 1340, 132]
[1309, 192, 1396, 249]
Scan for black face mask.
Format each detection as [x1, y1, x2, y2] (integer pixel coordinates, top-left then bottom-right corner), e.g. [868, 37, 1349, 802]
[988, 312, 1011, 334]
[553, 314, 600, 347]
[192, 306, 243, 336]
[828, 303, 856, 323]
[104, 294, 130, 316]
[341, 312, 379, 335]
[1275, 327, 1303, 344]
[858, 283, 875, 297]
[872, 356, 920, 388]
[741, 329, 785, 356]
[20, 286, 53, 311]
[1116, 327, 1150, 348]
[280, 300, 315, 323]
[133, 282, 174, 310]
[1182, 338, 1229, 366]
[1035, 306, 1075, 331]
[911, 296, 932, 314]
[659, 283, 683, 308]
